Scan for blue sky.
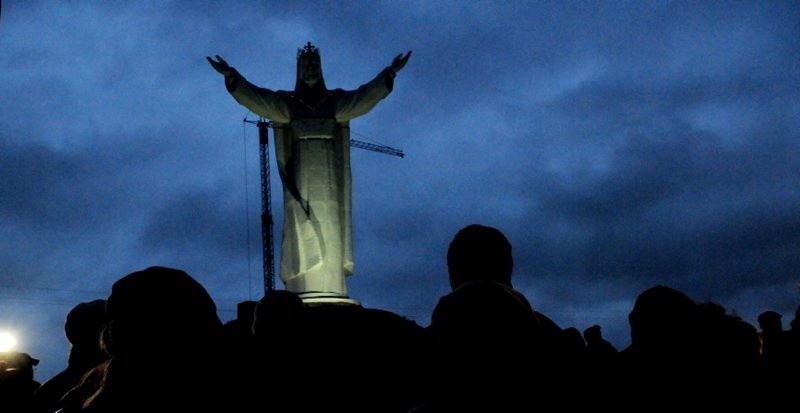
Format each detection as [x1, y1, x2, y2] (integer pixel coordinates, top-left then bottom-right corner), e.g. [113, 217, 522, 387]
[1, 1, 798, 381]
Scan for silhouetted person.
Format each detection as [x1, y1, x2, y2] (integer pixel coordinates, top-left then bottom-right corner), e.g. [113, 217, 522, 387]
[758, 310, 788, 365]
[789, 305, 800, 363]
[415, 224, 569, 411]
[563, 326, 587, 354]
[756, 309, 796, 400]
[299, 303, 431, 413]
[618, 285, 703, 407]
[232, 288, 429, 413]
[31, 299, 109, 413]
[252, 289, 305, 338]
[787, 305, 800, 382]
[620, 286, 760, 408]
[580, 324, 619, 405]
[0, 351, 41, 413]
[234, 289, 306, 412]
[223, 300, 258, 340]
[220, 299, 258, 405]
[695, 301, 761, 398]
[583, 324, 618, 359]
[58, 266, 228, 413]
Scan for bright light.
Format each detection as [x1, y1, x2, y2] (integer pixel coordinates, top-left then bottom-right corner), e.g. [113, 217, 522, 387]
[0, 332, 17, 352]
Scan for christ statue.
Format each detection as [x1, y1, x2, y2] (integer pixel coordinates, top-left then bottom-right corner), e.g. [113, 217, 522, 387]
[208, 43, 411, 302]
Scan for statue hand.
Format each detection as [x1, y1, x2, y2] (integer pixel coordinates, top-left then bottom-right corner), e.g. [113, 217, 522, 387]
[390, 51, 412, 74]
[207, 55, 232, 77]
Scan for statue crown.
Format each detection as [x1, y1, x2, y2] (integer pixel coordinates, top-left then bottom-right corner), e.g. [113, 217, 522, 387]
[297, 42, 320, 60]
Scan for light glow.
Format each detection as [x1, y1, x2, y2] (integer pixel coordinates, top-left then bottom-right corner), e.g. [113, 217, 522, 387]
[0, 332, 17, 352]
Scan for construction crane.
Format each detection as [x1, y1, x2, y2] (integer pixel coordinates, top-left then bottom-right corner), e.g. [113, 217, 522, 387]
[244, 117, 403, 295]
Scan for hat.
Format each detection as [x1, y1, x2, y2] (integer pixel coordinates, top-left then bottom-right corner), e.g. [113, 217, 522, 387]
[0, 351, 39, 369]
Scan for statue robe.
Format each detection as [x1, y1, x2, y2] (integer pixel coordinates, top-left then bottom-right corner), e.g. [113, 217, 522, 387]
[224, 67, 395, 297]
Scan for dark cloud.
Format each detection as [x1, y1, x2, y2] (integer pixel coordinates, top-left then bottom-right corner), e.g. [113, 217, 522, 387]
[139, 186, 248, 259]
[0, 141, 89, 227]
[2, 1, 799, 380]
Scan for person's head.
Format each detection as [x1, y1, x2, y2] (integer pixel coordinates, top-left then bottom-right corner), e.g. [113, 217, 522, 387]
[253, 289, 304, 337]
[296, 42, 325, 90]
[237, 300, 258, 330]
[446, 224, 513, 290]
[584, 324, 602, 343]
[0, 351, 39, 383]
[757, 310, 783, 332]
[628, 285, 698, 351]
[105, 266, 222, 357]
[65, 299, 108, 349]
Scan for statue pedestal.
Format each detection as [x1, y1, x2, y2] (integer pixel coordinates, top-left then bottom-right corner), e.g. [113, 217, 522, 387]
[298, 291, 360, 306]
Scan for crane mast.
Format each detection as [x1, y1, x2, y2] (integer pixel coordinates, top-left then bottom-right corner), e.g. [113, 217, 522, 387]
[244, 118, 276, 294]
[244, 117, 402, 296]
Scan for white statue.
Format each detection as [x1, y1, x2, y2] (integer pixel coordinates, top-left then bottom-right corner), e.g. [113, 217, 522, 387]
[208, 43, 411, 302]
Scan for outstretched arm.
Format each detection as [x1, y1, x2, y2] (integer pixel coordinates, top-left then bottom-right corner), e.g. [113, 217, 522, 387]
[335, 52, 411, 121]
[208, 55, 290, 123]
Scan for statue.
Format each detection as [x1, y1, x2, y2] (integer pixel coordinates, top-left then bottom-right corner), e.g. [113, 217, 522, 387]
[208, 43, 411, 303]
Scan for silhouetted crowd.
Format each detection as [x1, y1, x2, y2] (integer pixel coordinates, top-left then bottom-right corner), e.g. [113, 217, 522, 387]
[2, 224, 798, 412]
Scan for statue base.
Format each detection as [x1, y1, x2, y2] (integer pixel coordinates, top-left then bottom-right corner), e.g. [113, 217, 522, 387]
[298, 291, 360, 306]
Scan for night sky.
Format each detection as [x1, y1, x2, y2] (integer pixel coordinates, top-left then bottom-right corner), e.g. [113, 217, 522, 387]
[1, 1, 798, 382]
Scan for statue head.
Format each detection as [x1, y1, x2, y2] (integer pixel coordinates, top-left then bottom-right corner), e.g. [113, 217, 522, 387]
[296, 42, 326, 91]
